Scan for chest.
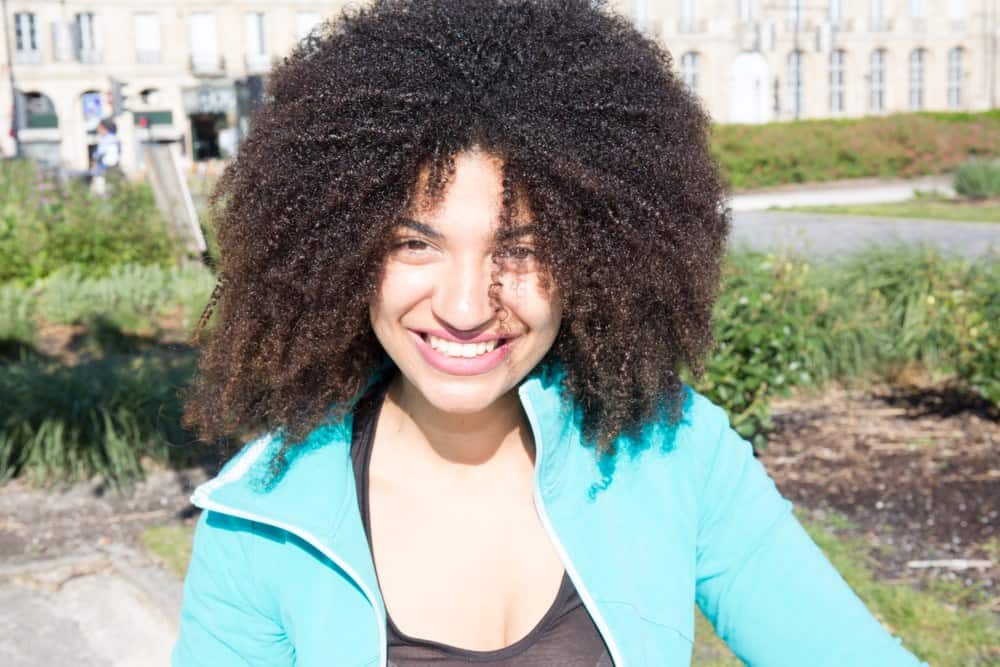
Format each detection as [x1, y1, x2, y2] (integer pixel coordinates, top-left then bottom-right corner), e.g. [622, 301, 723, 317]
[367, 467, 566, 650]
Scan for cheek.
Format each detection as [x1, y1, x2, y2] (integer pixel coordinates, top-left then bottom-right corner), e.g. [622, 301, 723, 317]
[502, 273, 562, 334]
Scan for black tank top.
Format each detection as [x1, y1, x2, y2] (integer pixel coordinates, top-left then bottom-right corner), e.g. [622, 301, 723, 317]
[350, 379, 613, 666]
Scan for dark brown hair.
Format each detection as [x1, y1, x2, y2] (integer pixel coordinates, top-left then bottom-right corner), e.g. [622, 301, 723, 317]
[183, 0, 731, 468]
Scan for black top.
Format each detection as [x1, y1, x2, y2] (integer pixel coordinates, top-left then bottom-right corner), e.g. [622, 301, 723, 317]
[350, 378, 612, 666]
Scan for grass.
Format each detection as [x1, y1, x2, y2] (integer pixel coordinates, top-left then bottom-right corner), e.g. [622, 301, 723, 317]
[141, 524, 195, 578]
[144, 510, 1000, 666]
[770, 194, 1000, 223]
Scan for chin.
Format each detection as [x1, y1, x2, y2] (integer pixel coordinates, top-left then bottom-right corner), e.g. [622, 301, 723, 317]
[410, 373, 512, 415]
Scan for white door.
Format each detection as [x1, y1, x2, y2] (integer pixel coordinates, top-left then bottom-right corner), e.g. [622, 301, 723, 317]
[728, 52, 770, 124]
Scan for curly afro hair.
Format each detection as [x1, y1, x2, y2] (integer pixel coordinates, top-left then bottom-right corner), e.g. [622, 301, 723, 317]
[183, 0, 731, 468]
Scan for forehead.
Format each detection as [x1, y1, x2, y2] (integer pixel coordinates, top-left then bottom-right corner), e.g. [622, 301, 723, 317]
[407, 150, 533, 234]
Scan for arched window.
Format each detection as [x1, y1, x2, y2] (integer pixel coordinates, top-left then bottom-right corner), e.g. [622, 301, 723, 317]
[681, 52, 699, 93]
[787, 50, 803, 119]
[947, 47, 963, 109]
[829, 49, 846, 113]
[869, 49, 885, 113]
[909, 48, 925, 110]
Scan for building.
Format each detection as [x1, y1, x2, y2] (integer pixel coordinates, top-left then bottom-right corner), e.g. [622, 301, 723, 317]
[1, 1, 995, 173]
[0, 1, 337, 172]
[619, 0, 994, 123]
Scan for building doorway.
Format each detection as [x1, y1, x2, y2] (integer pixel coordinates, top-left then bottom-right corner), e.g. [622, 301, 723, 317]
[728, 52, 770, 124]
[189, 112, 225, 160]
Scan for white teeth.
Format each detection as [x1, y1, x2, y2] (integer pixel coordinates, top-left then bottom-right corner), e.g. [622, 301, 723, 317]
[425, 334, 500, 358]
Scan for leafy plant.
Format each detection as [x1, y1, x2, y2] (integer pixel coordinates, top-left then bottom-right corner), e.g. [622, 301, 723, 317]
[953, 158, 1000, 199]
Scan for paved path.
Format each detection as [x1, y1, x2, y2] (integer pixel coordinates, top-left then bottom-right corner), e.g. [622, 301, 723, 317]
[0, 548, 181, 667]
[731, 210, 999, 259]
[729, 175, 954, 211]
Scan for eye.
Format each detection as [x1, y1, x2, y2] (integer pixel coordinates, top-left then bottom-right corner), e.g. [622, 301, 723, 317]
[395, 239, 430, 252]
[497, 245, 535, 260]
[390, 237, 436, 256]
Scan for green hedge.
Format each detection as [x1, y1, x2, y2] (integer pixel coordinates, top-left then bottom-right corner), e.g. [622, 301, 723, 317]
[695, 246, 999, 443]
[712, 111, 1000, 190]
[0, 159, 177, 285]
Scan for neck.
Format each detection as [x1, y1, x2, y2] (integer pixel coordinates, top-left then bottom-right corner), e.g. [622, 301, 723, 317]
[381, 375, 534, 471]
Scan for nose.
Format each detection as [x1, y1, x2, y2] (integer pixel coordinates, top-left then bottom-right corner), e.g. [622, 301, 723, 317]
[432, 255, 496, 333]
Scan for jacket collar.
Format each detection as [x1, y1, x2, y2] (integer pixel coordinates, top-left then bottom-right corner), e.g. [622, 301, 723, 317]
[189, 365, 576, 602]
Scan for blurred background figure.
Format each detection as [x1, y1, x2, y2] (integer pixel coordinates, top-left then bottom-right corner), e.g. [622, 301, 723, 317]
[90, 117, 121, 197]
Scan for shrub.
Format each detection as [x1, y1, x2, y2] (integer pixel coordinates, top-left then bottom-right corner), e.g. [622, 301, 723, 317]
[953, 158, 1000, 199]
[0, 159, 178, 284]
[0, 284, 36, 354]
[712, 112, 1000, 190]
[695, 246, 999, 444]
[0, 351, 199, 485]
[36, 263, 215, 333]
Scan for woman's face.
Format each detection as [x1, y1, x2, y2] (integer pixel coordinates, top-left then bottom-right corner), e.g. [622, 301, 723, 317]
[370, 150, 562, 415]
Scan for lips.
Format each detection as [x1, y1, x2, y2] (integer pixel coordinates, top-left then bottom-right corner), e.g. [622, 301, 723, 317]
[408, 329, 517, 376]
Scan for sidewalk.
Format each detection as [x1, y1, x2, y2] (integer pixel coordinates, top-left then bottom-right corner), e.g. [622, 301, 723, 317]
[0, 547, 181, 667]
[729, 175, 955, 212]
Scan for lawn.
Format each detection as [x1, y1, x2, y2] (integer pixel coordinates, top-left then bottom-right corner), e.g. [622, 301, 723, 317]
[772, 195, 1000, 223]
[144, 509, 1000, 666]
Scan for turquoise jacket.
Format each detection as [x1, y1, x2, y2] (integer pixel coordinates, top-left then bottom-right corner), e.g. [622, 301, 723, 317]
[173, 371, 927, 666]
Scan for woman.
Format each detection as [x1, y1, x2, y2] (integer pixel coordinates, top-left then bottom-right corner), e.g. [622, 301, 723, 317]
[174, 1, 926, 665]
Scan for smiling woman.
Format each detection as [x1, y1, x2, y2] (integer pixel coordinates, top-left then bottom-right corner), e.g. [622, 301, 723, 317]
[174, 1, 928, 666]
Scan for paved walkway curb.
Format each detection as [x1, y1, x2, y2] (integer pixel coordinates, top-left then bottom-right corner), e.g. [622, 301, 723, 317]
[730, 175, 955, 211]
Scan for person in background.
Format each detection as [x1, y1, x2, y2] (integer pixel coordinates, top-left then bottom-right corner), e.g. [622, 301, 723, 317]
[91, 118, 121, 196]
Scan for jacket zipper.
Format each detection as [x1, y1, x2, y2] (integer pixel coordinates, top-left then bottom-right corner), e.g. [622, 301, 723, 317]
[519, 392, 625, 667]
[191, 495, 389, 667]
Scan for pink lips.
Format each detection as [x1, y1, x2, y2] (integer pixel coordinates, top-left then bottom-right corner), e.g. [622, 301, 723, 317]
[408, 330, 515, 376]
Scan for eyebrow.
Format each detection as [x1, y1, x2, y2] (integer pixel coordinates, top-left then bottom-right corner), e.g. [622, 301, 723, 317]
[395, 218, 537, 243]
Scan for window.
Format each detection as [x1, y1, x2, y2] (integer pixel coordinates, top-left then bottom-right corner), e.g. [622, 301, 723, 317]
[245, 13, 267, 57]
[828, 0, 844, 27]
[910, 0, 926, 30]
[948, 47, 962, 109]
[738, 0, 753, 22]
[14, 12, 40, 63]
[632, 0, 649, 31]
[680, 0, 696, 33]
[296, 12, 322, 41]
[134, 14, 161, 64]
[190, 12, 220, 74]
[786, 0, 802, 30]
[787, 50, 803, 118]
[869, 0, 885, 31]
[830, 49, 845, 113]
[681, 52, 699, 93]
[947, 0, 964, 19]
[909, 48, 925, 110]
[74, 12, 98, 63]
[869, 49, 885, 112]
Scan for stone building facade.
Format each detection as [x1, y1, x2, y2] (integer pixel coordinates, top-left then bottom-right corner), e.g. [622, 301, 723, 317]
[1, 0, 995, 172]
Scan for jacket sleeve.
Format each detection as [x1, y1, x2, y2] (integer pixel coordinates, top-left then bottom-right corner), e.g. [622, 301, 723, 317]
[692, 399, 927, 667]
[172, 511, 295, 666]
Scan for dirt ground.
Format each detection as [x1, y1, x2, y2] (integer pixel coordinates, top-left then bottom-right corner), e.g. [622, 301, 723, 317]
[1, 383, 996, 620]
[761, 382, 999, 616]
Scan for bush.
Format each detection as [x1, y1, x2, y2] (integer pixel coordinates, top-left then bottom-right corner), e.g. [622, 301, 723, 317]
[953, 158, 1000, 199]
[695, 246, 999, 444]
[713, 112, 1000, 190]
[0, 159, 178, 284]
[0, 284, 36, 354]
[35, 263, 215, 334]
[0, 351, 199, 485]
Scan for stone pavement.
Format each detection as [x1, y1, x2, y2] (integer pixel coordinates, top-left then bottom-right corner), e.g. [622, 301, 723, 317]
[731, 210, 999, 259]
[0, 546, 181, 667]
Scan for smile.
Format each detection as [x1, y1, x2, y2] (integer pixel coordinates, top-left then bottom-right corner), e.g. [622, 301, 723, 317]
[408, 330, 517, 375]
